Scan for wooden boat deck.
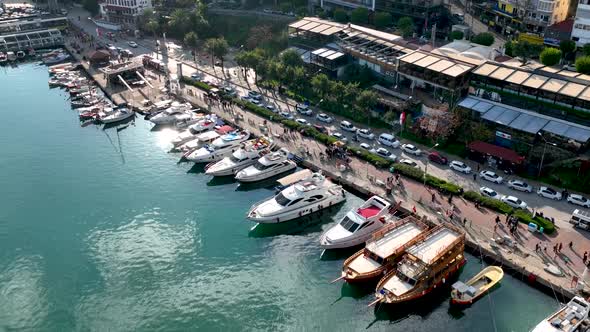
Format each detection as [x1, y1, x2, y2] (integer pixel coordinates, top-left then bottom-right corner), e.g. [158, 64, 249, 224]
[348, 255, 382, 274]
[366, 222, 423, 259]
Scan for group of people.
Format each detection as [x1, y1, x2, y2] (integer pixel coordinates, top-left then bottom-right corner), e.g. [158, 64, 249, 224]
[384, 174, 402, 196]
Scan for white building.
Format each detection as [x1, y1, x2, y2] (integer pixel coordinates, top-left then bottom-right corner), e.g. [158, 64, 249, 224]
[99, 0, 152, 27]
[572, 0, 590, 46]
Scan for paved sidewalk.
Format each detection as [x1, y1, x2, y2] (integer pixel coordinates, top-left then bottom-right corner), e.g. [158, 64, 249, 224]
[181, 83, 590, 297]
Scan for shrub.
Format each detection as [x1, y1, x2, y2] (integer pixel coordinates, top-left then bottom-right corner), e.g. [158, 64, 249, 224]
[512, 210, 555, 234]
[539, 48, 562, 66]
[576, 56, 590, 74]
[181, 76, 212, 91]
[333, 8, 348, 23]
[472, 32, 494, 46]
[463, 191, 514, 214]
[450, 30, 464, 41]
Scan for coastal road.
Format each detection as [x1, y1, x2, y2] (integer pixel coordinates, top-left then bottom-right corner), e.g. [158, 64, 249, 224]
[68, 9, 588, 231]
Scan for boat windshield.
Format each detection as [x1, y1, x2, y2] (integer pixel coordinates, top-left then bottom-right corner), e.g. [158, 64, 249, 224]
[254, 161, 270, 171]
[275, 192, 291, 206]
[229, 155, 244, 163]
[339, 216, 360, 233]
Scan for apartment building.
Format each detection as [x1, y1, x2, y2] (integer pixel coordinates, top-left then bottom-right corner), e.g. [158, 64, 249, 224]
[572, 0, 590, 46]
[99, 0, 152, 26]
[493, 0, 570, 34]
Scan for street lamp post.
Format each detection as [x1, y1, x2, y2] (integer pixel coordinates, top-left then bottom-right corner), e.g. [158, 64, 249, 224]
[423, 143, 440, 186]
[537, 133, 557, 177]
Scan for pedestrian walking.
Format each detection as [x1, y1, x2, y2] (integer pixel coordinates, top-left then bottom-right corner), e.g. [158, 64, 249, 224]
[448, 194, 453, 204]
[558, 242, 563, 252]
[463, 217, 467, 226]
[535, 243, 539, 252]
[495, 216, 500, 224]
[477, 164, 480, 172]
[583, 252, 588, 265]
[473, 173, 477, 181]
[431, 192, 436, 203]
[569, 241, 573, 250]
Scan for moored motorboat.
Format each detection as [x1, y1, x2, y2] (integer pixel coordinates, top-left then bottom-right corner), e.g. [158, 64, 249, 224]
[171, 115, 218, 146]
[235, 148, 296, 182]
[178, 125, 237, 154]
[338, 216, 431, 283]
[149, 102, 193, 125]
[531, 296, 590, 332]
[71, 97, 103, 108]
[246, 172, 346, 224]
[43, 52, 70, 65]
[205, 137, 273, 176]
[450, 266, 503, 305]
[185, 130, 250, 163]
[371, 224, 465, 306]
[99, 107, 135, 124]
[320, 195, 393, 249]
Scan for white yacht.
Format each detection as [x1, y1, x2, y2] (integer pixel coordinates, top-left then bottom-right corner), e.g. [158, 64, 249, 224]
[235, 148, 296, 182]
[205, 138, 272, 176]
[185, 130, 250, 163]
[99, 107, 135, 124]
[171, 116, 218, 146]
[149, 102, 193, 125]
[247, 172, 346, 223]
[319, 195, 392, 249]
[179, 131, 220, 154]
[532, 296, 590, 332]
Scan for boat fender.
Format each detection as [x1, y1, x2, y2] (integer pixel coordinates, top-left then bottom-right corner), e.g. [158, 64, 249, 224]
[527, 273, 537, 283]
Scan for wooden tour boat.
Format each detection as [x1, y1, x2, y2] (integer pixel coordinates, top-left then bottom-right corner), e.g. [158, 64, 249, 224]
[337, 216, 432, 283]
[370, 223, 466, 306]
[450, 265, 504, 305]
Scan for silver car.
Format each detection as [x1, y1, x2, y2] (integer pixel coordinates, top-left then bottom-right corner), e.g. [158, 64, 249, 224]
[508, 180, 533, 193]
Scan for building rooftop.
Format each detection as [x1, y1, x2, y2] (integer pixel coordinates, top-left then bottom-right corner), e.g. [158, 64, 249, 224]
[288, 17, 346, 37]
[398, 50, 476, 77]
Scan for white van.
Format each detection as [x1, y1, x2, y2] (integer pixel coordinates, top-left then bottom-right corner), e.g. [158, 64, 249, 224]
[378, 133, 400, 148]
[340, 120, 356, 132]
[569, 209, 590, 230]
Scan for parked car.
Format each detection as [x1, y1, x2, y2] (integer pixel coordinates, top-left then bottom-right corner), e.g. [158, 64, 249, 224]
[479, 170, 503, 184]
[340, 120, 356, 132]
[316, 113, 333, 123]
[248, 91, 262, 100]
[360, 142, 371, 150]
[356, 128, 375, 140]
[378, 133, 400, 148]
[399, 158, 418, 168]
[501, 195, 527, 209]
[567, 194, 590, 208]
[449, 161, 471, 174]
[280, 111, 294, 120]
[190, 72, 203, 81]
[331, 132, 348, 142]
[296, 118, 309, 126]
[537, 186, 562, 200]
[128, 41, 138, 48]
[223, 86, 237, 97]
[401, 144, 422, 156]
[508, 180, 533, 193]
[296, 104, 312, 116]
[240, 95, 251, 102]
[265, 104, 278, 113]
[373, 147, 396, 161]
[313, 124, 327, 133]
[428, 152, 448, 165]
[479, 186, 500, 200]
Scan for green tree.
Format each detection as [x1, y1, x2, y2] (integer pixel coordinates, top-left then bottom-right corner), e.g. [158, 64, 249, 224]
[471, 32, 494, 46]
[184, 31, 199, 61]
[138, 8, 155, 32]
[397, 17, 414, 38]
[450, 30, 464, 41]
[576, 56, 590, 74]
[311, 73, 332, 99]
[355, 90, 379, 125]
[559, 40, 576, 60]
[374, 12, 392, 29]
[83, 0, 99, 16]
[350, 7, 369, 24]
[583, 43, 590, 56]
[280, 49, 304, 68]
[146, 20, 159, 39]
[291, 66, 307, 92]
[539, 48, 562, 66]
[204, 37, 229, 69]
[333, 8, 348, 23]
[514, 40, 537, 65]
[168, 9, 191, 38]
[504, 40, 514, 57]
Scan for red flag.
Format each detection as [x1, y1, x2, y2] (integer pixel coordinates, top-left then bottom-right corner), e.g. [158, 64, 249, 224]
[400, 112, 406, 126]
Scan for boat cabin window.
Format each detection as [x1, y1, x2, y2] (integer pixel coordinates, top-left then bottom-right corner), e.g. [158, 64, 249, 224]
[275, 192, 291, 206]
[254, 161, 271, 171]
[358, 221, 373, 231]
[230, 155, 245, 162]
[287, 198, 303, 206]
[340, 216, 360, 233]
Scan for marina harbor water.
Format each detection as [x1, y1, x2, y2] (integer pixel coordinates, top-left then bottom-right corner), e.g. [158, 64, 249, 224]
[0, 63, 562, 330]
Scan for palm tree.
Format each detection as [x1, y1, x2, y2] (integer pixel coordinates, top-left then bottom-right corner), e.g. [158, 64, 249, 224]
[204, 37, 229, 70]
[183, 31, 199, 61]
[146, 20, 159, 40]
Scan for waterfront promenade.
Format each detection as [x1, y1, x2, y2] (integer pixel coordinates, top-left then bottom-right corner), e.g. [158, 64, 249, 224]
[63, 30, 590, 301]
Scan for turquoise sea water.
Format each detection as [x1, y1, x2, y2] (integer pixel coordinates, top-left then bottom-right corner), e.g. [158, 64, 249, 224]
[0, 63, 559, 331]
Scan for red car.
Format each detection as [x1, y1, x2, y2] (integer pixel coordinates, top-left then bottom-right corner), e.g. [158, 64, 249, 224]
[428, 152, 448, 165]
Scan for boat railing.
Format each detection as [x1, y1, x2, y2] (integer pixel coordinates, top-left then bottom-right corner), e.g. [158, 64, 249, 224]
[369, 215, 419, 242]
[426, 233, 466, 267]
[343, 248, 365, 271]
